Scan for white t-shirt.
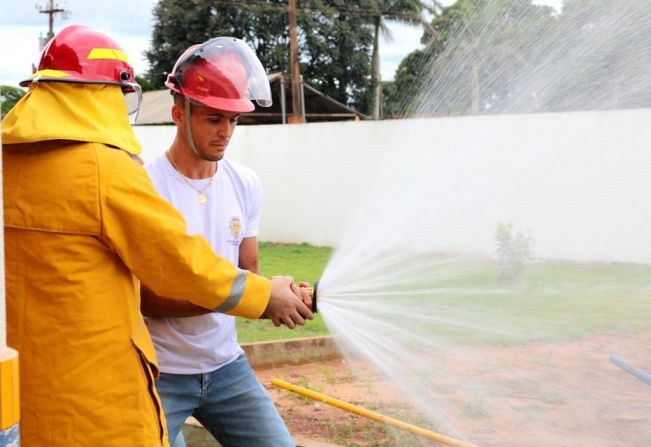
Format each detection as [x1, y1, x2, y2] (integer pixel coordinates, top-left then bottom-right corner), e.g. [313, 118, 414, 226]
[144, 156, 263, 374]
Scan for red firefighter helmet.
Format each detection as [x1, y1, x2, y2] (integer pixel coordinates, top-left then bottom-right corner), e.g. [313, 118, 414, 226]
[21, 25, 138, 93]
[165, 37, 272, 113]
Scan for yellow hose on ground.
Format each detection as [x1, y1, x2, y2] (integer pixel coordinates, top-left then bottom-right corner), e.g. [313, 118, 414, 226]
[272, 378, 480, 447]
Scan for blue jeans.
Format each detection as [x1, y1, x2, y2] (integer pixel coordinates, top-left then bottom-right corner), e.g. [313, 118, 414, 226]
[156, 354, 294, 447]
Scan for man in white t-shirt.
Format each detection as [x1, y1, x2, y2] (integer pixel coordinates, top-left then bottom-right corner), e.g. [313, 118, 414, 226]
[141, 38, 303, 447]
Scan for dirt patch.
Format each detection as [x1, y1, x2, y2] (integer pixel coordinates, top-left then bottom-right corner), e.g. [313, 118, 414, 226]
[255, 331, 651, 447]
[256, 358, 415, 447]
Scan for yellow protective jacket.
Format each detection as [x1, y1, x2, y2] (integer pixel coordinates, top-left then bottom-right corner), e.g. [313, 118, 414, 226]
[2, 83, 271, 446]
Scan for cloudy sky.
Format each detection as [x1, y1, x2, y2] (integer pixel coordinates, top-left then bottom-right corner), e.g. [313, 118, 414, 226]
[0, 0, 561, 87]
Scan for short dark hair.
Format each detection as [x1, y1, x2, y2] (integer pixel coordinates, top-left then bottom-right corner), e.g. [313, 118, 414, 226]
[172, 91, 185, 106]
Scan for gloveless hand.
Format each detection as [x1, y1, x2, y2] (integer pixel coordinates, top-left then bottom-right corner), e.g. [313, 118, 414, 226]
[263, 276, 314, 328]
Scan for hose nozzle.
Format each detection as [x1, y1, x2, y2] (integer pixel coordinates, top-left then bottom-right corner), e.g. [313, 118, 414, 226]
[312, 281, 319, 313]
[311, 280, 319, 313]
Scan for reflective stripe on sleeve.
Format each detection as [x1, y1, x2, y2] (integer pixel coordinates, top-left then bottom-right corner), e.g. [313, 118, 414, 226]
[212, 268, 248, 313]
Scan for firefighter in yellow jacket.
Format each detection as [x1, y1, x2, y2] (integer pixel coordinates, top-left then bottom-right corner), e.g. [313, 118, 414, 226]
[1, 25, 313, 446]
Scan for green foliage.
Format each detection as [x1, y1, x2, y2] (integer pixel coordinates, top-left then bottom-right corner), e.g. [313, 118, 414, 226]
[135, 75, 156, 93]
[146, 0, 375, 113]
[393, 0, 557, 116]
[386, 0, 651, 116]
[0, 85, 26, 115]
[495, 221, 534, 284]
[299, 0, 375, 113]
[382, 49, 429, 117]
[146, 0, 289, 87]
[366, 0, 441, 118]
[540, 0, 651, 111]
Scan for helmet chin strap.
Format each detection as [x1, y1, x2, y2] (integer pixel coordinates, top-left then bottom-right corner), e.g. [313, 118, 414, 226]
[184, 96, 202, 159]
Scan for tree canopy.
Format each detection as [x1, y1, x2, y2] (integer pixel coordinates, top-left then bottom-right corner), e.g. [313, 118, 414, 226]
[386, 0, 651, 117]
[146, 0, 651, 119]
[387, 0, 557, 116]
[145, 0, 375, 113]
[367, 0, 439, 119]
[0, 85, 26, 116]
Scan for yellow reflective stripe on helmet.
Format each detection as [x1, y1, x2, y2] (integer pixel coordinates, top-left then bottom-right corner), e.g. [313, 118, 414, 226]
[87, 48, 129, 63]
[31, 69, 70, 79]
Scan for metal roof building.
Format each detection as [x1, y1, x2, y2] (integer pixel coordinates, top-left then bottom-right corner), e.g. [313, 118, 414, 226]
[134, 72, 368, 125]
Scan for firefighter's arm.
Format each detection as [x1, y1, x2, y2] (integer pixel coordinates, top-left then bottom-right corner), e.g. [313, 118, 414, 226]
[98, 147, 269, 318]
[98, 147, 313, 326]
[140, 284, 211, 318]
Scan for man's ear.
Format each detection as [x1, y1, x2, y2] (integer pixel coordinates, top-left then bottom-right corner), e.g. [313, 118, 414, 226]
[171, 103, 184, 126]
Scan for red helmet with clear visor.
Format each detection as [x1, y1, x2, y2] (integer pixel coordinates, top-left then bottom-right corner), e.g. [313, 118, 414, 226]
[21, 25, 142, 119]
[165, 37, 272, 113]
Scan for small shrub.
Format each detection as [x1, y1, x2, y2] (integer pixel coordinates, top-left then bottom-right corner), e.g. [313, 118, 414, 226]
[495, 221, 534, 284]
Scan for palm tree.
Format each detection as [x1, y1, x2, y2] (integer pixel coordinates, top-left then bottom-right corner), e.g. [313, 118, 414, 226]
[369, 0, 440, 119]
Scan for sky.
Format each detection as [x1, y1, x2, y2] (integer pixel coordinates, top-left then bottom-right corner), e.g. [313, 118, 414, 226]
[0, 0, 562, 88]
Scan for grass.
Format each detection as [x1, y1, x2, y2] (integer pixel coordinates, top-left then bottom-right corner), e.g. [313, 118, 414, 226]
[236, 242, 333, 343]
[238, 243, 651, 345]
[397, 258, 651, 345]
[257, 241, 332, 284]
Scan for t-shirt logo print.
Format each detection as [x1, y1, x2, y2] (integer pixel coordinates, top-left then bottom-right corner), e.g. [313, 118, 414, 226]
[229, 217, 242, 239]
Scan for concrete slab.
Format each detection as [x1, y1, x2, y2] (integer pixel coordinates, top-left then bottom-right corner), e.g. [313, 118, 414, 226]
[241, 335, 341, 370]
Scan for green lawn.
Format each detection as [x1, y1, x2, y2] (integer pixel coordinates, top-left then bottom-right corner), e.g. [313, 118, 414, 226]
[236, 242, 333, 343]
[238, 244, 651, 345]
[360, 257, 651, 346]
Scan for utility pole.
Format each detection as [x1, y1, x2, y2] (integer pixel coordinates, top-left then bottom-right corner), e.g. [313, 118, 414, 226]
[471, 63, 480, 114]
[37, 0, 69, 49]
[288, 0, 304, 123]
[371, 16, 381, 120]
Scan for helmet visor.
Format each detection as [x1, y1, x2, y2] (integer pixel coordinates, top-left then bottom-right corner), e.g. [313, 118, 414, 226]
[123, 82, 142, 124]
[174, 37, 272, 109]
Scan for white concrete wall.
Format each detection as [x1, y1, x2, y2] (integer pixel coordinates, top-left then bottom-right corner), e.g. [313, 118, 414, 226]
[134, 108, 651, 263]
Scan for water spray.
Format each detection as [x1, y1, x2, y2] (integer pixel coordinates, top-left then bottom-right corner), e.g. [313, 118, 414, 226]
[271, 378, 480, 447]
